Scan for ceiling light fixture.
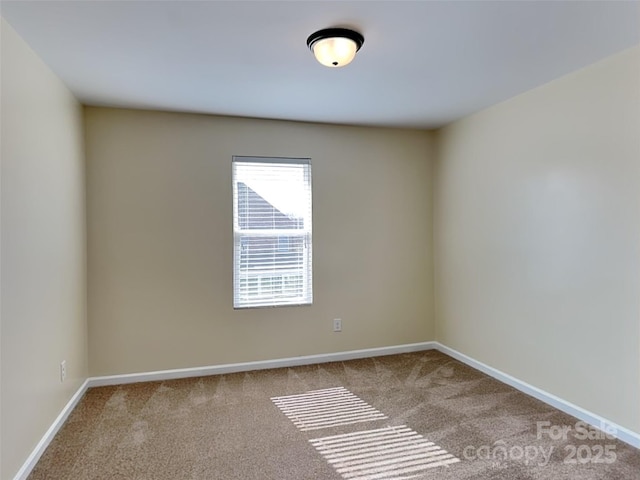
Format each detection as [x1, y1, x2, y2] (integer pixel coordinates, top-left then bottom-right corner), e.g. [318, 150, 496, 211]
[307, 28, 364, 68]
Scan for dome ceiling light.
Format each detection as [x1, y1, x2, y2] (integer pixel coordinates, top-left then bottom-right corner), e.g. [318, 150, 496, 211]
[306, 27, 365, 68]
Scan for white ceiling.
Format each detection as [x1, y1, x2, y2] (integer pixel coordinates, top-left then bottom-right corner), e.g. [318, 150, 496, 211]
[1, 1, 638, 129]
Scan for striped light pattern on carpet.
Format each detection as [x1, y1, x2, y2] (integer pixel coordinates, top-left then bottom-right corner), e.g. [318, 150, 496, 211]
[309, 425, 460, 480]
[271, 387, 387, 431]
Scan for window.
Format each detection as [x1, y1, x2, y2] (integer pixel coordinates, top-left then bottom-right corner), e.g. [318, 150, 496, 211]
[232, 156, 312, 308]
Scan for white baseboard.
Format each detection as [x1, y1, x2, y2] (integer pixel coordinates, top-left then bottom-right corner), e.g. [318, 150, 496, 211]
[88, 342, 438, 387]
[12, 379, 90, 480]
[435, 342, 640, 449]
[13, 339, 640, 479]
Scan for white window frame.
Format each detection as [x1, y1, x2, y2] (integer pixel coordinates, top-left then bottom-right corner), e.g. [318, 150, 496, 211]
[232, 156, 312, 309]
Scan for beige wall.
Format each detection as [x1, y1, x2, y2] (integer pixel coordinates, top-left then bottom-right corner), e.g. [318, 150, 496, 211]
[434, 47, 640, 433]
[1, 18, 88, 480]
[85, 108, 435, 376]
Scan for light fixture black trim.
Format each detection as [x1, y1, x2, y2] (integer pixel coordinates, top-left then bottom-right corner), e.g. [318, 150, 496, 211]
[306, 27, 365, 53]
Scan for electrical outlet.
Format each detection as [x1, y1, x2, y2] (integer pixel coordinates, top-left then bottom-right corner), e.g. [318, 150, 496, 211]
[60, 360, 67, 382]
[333, 318, 342, 332]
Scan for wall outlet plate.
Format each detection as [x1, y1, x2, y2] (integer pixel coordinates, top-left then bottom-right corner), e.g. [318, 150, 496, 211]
[60, 360, 67, 382]
[333, 318, 342, 332]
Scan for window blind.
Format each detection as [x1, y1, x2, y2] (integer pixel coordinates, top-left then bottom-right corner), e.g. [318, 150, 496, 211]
[232, 156, 312, 308]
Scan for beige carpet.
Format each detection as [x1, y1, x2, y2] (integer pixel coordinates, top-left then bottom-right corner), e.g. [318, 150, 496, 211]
[28, 351, 640, 479]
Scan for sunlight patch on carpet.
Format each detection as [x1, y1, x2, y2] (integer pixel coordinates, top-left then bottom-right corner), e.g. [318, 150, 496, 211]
[309, 425, 460, 480]
[271, 387, 387, 431]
